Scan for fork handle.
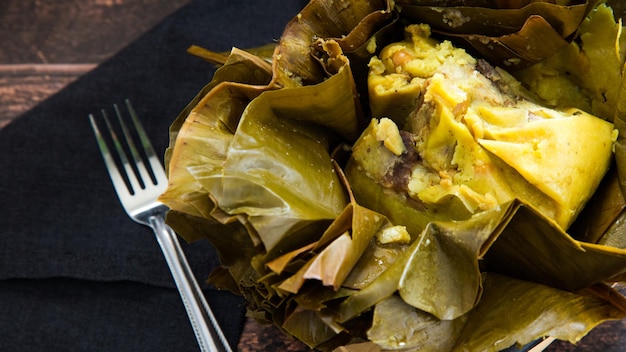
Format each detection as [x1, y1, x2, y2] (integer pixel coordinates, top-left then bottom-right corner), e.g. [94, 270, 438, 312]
[149, 215, 233, 352]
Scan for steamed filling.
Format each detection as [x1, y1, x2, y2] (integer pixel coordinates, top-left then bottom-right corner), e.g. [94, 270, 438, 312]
[356, 24, 616, 230]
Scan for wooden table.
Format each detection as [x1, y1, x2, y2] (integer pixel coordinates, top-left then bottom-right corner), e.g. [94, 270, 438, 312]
[1, 1, 625, 351]
[0, 1, 305, 351]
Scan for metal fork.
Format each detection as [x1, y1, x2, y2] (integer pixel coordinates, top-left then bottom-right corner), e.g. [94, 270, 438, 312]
[88, 99, 232, 352]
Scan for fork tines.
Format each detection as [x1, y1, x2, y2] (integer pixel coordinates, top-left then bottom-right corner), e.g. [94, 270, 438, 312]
[88, 99, 166, 197]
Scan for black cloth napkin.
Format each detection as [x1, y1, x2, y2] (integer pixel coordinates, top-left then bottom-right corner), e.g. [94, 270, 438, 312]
[0, 1, 306, 351]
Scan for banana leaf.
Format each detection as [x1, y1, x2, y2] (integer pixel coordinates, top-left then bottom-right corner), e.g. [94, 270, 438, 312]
[606, 20, 626, 250]
[181, 70, 361, 261]
[276, 202, 392, 293]
[396, 1, 589, 37]
[451, 273, 626, 351]
[328, 200, 626, 351]
[450, 15, 571, 69]
[484, 201, 626, 291]
[272, 0, 392, 87]
[396, 0, 592, 68]
[514, 3, 625, 121]
[614, 6, 626, 206]
[335, 205, 506, 323]
[367, 295, 467, 351]
[569, 168, 626, 244]
[186, 43, 277, 66]
[165, 210, 256, 293]
[159, 0, 626, 351]
[159, 1, 400, 347]
[161, 39, 368, 256]
[333, 274, 626, 352]
[160, 48, 275, 222]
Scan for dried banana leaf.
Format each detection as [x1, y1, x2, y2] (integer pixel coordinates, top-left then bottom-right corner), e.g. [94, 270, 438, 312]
[484, 201, 626, 292]
[367, 295, 467, 351]
[160, 48, 275, 221]
[272, 0, 392, 87]
[396, 0, 592, 68]
[451, 273, 626, 351]
[514, 3, 625, 120]
[332, 199, 626, 351]
[396, 1, 589, 37]
[569, 168, 626, 244]
[277, 202, 392, 293]
[159, 0, 626, 351]
[614, 27, 626, 200]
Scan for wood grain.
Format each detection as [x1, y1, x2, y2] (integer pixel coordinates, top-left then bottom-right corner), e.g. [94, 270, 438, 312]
[0, 0, 189, 125]
[0, 0, 307, 350]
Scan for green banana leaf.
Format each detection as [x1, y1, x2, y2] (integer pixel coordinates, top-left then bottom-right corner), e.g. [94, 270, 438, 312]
[332, 274, 626, 352]
[283, 198, 626, 351]
[200, 85, 349, 259]
[336, 204, 508, 323]
[451, 273, 626, 351]
[612, 18, 626, 202]
[160, 48, 275, 222]
[484, 201, 626, 292]
[368, 295, 467, 351]
[162, 60, 365, 262]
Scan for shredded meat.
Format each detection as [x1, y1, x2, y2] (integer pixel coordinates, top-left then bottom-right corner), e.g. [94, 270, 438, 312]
[381, 131, 420, 191]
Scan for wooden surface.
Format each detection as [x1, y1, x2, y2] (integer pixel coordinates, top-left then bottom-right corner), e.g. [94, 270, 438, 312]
[1, 1, 625, 351]
[0, 1, 306, 351]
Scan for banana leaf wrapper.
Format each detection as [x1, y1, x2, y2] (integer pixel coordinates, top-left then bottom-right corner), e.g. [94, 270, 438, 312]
[567, 167, 626, 245]
[362, 273, 626, 352]
[160, 2, 397, 345]
[608, 33, 626, 252]
[161, 48, 275, 227]
[394, 0, 594, 69]
[274, 197, 626, 351]
[159, 0, 626, 350]
[514, 2, 626, 247]
[160, 49, 365, 257]
[159, 44, 363, 345]
[272, 0, 394, 88]
[513, 3, 626, 121]
[161, 0, 394, 239]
